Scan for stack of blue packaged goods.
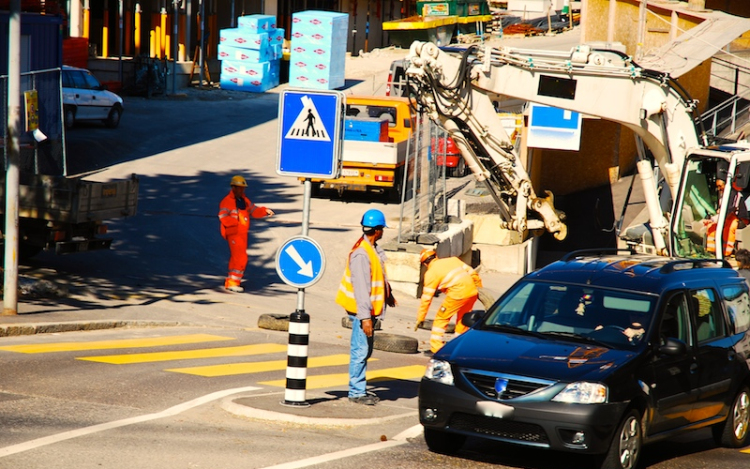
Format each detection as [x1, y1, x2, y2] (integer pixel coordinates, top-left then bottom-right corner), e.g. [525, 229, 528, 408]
[218, 14, 284, 93]
[289, 11, 348, 90]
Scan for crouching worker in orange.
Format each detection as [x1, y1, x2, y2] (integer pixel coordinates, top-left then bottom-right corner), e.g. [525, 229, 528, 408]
[218, 175, 274, 293]
[415, 249, 483, 356]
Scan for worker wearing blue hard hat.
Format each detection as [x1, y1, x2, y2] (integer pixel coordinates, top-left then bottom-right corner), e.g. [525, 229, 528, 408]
[335, 209, 396, 405]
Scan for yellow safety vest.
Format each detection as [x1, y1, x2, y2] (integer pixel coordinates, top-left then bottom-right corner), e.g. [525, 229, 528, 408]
[335, 237, 386, 317]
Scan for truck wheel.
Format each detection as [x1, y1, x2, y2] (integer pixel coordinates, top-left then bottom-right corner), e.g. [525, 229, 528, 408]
[257, 313, 290, 331]
[373, 333, 418, 354]
[450, 159, 466, 177]
[712, 385, 749, 448]
[418, 319, 455, 333]
[477, 287, 496, 310]
[64, 106, 76, 129]
[424, 428, 465, 455]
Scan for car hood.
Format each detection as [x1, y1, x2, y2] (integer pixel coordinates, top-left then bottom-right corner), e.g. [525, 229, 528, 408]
[442, 329, 637, 382]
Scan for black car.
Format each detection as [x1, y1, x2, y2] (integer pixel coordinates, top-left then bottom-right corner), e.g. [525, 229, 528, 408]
[419, 251, 750, 469]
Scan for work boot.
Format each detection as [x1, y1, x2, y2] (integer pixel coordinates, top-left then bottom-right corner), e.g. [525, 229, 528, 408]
[225, 285, 244, 293]
[349, 395, 378, 406]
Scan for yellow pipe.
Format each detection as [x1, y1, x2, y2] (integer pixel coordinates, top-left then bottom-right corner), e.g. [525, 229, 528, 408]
[82, 6, 90, 39]
[179, 12, 186, 61]
[134, 4, 141, 56]
[160, 8, 168, 59]
[149, 30, 155, 58]
[102, 9, 109, 57]
[154, 24, 161, 58]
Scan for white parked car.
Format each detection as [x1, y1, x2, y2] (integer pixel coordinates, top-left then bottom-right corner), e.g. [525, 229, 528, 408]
[62, 65, 123, 129]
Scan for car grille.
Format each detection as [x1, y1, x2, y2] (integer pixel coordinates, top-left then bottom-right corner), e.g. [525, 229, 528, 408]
[462, 370, 554, 400]
[449, 412, 550, 445]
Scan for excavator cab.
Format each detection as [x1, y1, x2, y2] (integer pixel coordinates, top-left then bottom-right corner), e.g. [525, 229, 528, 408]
[671, 149, 750, 260]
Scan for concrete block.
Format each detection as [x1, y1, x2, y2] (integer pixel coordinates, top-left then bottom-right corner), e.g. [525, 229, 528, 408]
[389, 280, 420, 298]
[384, 249, 422, 284]
[475, 236, 538, 275]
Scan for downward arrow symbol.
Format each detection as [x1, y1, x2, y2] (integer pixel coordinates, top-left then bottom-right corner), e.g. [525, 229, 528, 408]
[285, 245, 314, 277]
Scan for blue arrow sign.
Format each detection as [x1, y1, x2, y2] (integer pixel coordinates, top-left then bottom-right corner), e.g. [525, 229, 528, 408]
[276, 236, 326, 288]
[276, 89, 344, 178]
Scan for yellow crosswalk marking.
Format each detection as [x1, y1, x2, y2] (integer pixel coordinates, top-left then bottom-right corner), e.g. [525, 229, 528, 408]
[77, 343, 288, 364]
[0, 334, 236, 354]
[167, 354, 359, 377]
[258, 365, 426, 389]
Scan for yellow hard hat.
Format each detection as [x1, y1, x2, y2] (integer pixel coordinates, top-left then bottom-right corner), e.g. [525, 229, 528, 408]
[230, 175, 247, 187]
[420, 249, 437, 264]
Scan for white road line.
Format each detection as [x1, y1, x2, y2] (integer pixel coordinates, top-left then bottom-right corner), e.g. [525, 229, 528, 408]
[257, 425, 424, 469]
[0, 386, 261, 458]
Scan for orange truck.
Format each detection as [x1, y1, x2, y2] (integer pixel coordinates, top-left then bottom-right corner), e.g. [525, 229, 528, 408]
[309, 95, 416, 201]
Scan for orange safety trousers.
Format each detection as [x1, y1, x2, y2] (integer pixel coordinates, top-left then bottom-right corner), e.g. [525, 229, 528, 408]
[430, 294, 478, 353]
[225, 232, 248, 289]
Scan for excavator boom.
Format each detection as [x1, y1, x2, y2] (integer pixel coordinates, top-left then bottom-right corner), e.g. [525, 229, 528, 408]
[406, 41, 705, 250]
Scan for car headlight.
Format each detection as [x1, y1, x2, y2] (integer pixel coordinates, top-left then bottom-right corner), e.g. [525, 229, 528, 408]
[424, 359, 454, 385]
[552, 382, 608, 404]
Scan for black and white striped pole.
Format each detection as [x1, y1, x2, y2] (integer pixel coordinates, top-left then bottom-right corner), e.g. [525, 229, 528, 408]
[275, 180, 326, 407]
[282, 306, 310, 406]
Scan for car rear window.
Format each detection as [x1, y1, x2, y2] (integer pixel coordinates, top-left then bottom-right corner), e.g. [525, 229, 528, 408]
[722, 283, 750, 334]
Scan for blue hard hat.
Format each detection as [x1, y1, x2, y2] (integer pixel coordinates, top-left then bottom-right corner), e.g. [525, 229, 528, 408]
[361, 209, 388, 228]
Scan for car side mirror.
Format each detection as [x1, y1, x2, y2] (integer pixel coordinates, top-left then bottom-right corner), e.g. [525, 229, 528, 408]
[658, 337, 687, 356]
[462, 310, 485, 328]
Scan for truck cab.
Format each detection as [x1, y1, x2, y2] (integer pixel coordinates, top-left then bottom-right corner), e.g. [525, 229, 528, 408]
[310, 95, 416, 201]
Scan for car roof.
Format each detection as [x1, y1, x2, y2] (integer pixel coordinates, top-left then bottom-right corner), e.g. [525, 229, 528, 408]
[62, 65, 88, 72]
[527, 251, 741, 296]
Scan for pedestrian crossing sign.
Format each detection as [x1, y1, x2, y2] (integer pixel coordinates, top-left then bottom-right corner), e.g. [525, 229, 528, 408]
[277, 89, 345, 178]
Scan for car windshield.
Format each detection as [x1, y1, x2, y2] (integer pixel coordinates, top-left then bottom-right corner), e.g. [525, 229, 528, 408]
[481, 281, 656, 349]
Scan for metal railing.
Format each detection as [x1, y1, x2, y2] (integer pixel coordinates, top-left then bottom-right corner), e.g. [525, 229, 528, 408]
[703, 56, 750, 139]
[700, 94, 748, 139]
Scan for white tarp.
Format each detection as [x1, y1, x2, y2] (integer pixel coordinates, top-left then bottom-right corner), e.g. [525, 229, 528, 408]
[638, 10, 750, 78]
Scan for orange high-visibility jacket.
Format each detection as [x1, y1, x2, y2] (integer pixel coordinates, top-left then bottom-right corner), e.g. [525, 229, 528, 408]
[417, 257, 482, 322]
[706, 212, 738, 257]
[218, 192, 267, 239]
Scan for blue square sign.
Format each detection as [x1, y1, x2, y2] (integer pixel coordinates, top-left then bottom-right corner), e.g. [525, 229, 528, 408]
[276, 89, 344, 178]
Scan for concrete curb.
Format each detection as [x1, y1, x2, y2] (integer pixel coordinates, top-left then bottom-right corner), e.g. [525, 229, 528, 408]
[0, 320, 184, 337]
[221, 393, 417, 427]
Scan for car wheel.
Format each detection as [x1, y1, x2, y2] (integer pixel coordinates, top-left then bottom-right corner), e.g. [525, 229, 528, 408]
[423, 427, 466, 455]
[712, 385, 750, 448]
[64, 106, 76, 129]
[600, 409, 642, 469]
[105, 105, 122, 128]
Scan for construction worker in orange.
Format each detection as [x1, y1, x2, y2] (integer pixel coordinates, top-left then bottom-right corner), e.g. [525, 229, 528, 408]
[415, 249, 483, 356]
[218, 175, 274, 293]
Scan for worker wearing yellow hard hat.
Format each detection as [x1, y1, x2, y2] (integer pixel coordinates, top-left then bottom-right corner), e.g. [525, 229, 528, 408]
[218, 175, 274, 292]
[416, 248, 483, 356]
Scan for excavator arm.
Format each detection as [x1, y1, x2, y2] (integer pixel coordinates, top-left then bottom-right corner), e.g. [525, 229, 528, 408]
[406, 41, 706, 251]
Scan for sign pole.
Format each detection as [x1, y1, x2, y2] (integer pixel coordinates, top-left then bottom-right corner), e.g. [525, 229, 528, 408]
[282, 179, 313, 407]
[276, 89, 342, 407]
